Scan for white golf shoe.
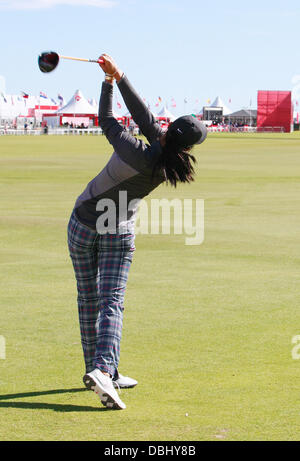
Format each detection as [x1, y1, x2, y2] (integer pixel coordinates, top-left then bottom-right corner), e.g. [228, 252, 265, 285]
[113, 373, 138, 389]
[83, 369, 126, 410]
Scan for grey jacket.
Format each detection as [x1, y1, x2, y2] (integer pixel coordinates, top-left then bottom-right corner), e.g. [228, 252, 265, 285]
[74, 75, 165, 230]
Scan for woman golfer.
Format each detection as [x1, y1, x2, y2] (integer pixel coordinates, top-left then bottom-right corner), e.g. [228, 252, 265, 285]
[68, 54, 207, 409]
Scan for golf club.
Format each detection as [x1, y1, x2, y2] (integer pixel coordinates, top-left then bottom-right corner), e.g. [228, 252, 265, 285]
[38, 51, 104, 73]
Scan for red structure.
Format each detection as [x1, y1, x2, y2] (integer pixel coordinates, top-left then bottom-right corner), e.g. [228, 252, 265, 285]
[257, 91, 293, 133]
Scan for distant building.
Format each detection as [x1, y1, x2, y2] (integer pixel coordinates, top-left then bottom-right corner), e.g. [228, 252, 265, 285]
[224, 109, 257, 126]
[202, 96, 232, 123]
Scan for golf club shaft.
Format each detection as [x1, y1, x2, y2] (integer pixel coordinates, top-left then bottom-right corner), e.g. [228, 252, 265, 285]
[59, 55, 104, 64]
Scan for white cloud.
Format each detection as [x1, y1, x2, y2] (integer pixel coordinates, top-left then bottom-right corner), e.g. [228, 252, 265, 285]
[0, 0, 116, 9]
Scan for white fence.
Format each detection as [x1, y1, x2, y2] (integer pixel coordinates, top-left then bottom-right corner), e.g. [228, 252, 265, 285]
[0, 126, 287, 136]
[0, 128, 104, 136]
[48, 128, 103, 136]
[207, 126, 286, 133]
[207, 126, 257, 133]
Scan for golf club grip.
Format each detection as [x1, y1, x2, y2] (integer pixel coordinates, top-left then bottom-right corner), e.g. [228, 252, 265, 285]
[60, 55, 104, 64]
[90, 59, 105, 64]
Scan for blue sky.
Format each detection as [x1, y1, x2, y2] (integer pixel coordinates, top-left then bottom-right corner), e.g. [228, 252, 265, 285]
[0, 0, 299, 115]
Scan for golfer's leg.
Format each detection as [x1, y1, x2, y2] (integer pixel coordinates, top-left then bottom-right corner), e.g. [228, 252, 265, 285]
[94, 232, 135, 377]
[68, 211, 100, 373]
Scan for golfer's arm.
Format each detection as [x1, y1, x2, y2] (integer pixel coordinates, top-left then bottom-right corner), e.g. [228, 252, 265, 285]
[117, 75, 162, 144]
[98, 81, 150, 170]
[98, 81, 124, 139]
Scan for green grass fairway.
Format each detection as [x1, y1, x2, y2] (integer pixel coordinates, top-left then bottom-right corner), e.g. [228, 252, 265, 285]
[0, 132, 300, 441]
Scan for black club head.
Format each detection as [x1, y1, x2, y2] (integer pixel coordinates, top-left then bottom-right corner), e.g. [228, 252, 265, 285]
[38, 51, 59, 73]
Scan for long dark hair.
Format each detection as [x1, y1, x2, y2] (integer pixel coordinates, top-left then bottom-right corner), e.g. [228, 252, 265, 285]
[152, 130, 197, 187]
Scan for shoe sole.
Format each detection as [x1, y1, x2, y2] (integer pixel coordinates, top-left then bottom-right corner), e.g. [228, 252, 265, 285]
[83, 374, 125, 410]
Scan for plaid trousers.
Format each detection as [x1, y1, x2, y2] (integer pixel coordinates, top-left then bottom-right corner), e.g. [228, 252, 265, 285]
[67, 210, 135, 377]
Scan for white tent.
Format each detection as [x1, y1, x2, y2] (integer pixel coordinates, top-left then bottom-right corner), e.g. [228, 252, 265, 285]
[89, 98, 98, 108]
[57, 90, 97, 115]
[210, 96, 232, 115]
[0, 94, 37, 119]
[157, 105, 175, 121]
[34, 95, 59, 122]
